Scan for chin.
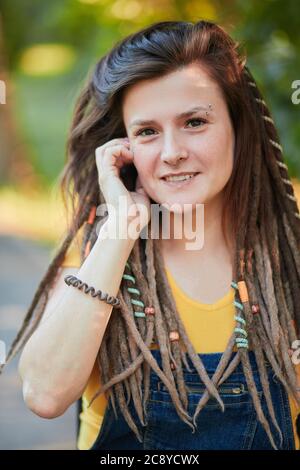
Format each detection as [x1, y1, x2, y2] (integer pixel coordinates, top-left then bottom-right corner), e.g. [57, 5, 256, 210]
[160, 196, 206, 212]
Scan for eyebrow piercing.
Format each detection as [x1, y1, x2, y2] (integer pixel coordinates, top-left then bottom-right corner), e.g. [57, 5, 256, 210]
[205, 103, 213, 116]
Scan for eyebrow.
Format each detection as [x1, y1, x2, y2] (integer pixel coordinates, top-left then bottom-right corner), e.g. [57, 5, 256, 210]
[129, 105, 213, 129]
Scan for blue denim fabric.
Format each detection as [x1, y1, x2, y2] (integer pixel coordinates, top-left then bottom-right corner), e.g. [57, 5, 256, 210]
[89, 350, 295, 450]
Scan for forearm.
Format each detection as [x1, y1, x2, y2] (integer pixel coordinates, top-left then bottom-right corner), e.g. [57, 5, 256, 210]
[19, 219, 136, 417]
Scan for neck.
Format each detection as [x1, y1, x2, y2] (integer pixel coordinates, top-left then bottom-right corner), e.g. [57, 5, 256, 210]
[159, 196, 235, 272]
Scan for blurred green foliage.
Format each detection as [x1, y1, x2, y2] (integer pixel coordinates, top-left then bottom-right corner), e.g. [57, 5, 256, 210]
[1, 0, 299, 185]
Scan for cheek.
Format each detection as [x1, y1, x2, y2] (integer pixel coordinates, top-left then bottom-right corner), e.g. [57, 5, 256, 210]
[132, 157, 154, 188]
[132, 145, 156, 174]
[204, 127, 234, 178]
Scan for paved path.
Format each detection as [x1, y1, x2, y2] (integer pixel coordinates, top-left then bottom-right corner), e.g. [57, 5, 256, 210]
[0, 235, 77, 449]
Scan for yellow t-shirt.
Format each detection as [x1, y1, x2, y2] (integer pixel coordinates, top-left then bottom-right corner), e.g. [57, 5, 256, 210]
[58, 230, 300, 450]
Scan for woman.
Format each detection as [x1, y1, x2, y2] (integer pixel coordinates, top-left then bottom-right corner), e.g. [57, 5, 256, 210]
[2, 20, 300, 450]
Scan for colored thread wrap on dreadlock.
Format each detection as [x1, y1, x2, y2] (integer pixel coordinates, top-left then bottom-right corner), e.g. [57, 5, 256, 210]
[231, 281, 249, 349]
[123, 262, 146, 318]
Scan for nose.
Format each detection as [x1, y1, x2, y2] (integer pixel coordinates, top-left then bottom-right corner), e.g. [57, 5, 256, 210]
[160, 149, 188, 166]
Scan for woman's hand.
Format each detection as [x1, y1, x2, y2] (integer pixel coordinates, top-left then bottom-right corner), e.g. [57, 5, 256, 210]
[95, 137, 151, 237]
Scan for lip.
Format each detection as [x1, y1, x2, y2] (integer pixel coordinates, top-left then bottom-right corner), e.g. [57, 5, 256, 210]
[161, 171, 200, 179]
[161, 172, 201, 188]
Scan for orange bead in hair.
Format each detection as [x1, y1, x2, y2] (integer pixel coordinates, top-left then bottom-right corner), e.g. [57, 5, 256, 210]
[237, 281, 249, 303]
[145, 306, 155, 315]
[251, 304, 260, 314]
[169, 331, 180, 342]
[87, 205, 97, 225]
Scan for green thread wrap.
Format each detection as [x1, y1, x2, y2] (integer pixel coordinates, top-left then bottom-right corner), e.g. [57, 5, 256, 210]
[122, 262, 146, 318]
[232, 280, 249, 349]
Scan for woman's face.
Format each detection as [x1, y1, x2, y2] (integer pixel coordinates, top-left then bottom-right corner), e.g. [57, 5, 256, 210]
[122, 63, 235, 213]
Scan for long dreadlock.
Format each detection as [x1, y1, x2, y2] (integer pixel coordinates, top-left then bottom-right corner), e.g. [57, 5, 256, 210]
[1, 20, 300, 450]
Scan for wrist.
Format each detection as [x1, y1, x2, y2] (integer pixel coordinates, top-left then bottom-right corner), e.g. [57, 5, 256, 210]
[97, 217, 141, 244]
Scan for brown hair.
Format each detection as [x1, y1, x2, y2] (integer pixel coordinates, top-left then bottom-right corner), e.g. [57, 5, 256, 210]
[2, 20, 300, 449]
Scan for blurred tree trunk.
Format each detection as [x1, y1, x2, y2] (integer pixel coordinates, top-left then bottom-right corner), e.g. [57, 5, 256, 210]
[0, 13, 38, 189]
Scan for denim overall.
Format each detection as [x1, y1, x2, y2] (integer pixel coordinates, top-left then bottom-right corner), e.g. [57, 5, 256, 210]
[89, 349, 296, 450]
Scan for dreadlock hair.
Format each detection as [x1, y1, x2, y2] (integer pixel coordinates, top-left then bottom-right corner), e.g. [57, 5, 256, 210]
[2, 20, 300, 450]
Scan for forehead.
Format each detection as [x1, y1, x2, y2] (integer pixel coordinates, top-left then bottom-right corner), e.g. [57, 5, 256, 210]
[122, 63, 223, 125]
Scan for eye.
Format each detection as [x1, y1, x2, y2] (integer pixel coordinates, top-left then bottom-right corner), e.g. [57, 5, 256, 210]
[134, 118, 208, 137]
[186, 118, 207, 128]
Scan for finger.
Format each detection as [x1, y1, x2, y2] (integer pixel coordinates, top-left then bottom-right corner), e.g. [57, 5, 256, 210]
[103, 144, 134, 167]
[100, 138, 131, 152]
[113, 147, 134, 168]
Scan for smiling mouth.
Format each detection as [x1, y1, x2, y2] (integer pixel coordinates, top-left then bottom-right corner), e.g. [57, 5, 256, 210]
[161, 172, 201, 185]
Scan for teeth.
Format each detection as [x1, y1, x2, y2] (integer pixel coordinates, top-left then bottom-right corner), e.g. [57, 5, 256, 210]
[164, 173, 197, 182]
